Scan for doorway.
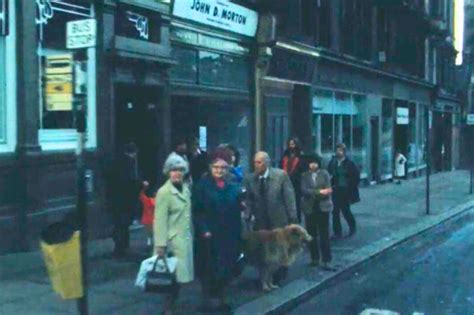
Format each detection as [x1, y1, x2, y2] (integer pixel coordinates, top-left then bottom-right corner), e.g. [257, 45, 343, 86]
[115, 85, 161, 186]
[265, 96, 290, 167]
[370, 116, 379, 182]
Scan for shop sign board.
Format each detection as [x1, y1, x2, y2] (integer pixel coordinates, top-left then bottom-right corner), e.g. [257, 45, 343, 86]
[172, 0, 258, 37]
[66, 18, 96, 49]
[396, 107, 409, 125]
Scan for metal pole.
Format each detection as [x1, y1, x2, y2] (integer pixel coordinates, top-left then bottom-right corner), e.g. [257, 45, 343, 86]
[470, 168, 473, 194]
[74, 50, 88, 315]
[426, 108, 431, 215]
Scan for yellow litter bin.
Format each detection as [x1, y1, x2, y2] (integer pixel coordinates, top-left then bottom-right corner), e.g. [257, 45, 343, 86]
[40, 222, 83, 299]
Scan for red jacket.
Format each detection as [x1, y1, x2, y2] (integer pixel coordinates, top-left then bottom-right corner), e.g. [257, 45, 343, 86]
[139, 191, 155, 226]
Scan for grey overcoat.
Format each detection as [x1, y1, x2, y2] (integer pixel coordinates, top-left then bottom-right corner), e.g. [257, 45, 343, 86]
[243, 167, 297, 230]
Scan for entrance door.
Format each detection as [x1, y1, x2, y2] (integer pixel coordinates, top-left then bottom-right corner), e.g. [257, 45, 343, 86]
[265, 96, 290, 167]
[370, 116, 379, 182]
[115, 85, 161, 186]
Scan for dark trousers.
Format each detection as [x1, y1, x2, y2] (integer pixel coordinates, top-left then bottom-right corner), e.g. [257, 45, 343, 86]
[332, 188, 356, 236]
[305, 210, 331, 263]
[112, 213, 131, 254]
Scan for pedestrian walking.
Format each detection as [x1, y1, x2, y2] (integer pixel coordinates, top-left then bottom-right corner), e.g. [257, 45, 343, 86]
[327, 143, 360, 239]
[112, 142, 145, 258]
[300, 154, 334, 270]
[139, 181, 156, 250]
[154, 154, 194, 315]
[281, 137, 304, 223]
[394, 151, 408, 184]
[193, 148, 243, 312]
[243, 151, 297, 284]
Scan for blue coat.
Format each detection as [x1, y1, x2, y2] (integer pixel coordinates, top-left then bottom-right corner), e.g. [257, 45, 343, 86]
[192, 176, 242, 282]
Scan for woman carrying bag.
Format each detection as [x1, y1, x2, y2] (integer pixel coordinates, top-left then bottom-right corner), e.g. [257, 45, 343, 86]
[193, 148, 243, 313]
[154, 154, 194, 315]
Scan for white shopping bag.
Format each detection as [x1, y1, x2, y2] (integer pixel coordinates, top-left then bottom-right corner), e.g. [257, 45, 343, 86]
[135, 255, 178, 290]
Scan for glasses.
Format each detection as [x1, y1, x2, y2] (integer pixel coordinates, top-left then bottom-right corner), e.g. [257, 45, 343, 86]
[211, 165, 228, 170]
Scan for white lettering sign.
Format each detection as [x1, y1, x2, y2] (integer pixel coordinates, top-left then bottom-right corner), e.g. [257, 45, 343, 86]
[66, 19, 96, 49]
[396, 107, 409, 125]
[172, 0, 258, 37]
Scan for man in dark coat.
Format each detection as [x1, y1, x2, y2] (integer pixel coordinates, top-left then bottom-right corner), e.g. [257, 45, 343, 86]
[188, 137, 209, 183]
[111, 142, 144, 257]
[327, 143, 360, 239]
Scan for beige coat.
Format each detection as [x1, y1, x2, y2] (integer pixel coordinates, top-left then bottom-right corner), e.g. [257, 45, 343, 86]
[154, 180, 194, 283]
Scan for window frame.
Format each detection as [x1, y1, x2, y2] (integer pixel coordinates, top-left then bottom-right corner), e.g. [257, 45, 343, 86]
[37, 0, 97, 151]
[0, 0, 16, 153]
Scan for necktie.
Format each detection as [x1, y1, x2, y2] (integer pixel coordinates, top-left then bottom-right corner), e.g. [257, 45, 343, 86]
[259, 177, 266, 197]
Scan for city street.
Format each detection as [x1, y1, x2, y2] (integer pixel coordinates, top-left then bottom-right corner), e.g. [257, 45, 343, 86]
[288, 211, 474, 315]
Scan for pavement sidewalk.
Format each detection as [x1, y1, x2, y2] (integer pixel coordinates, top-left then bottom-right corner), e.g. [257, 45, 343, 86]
[1, 170, 473, 315]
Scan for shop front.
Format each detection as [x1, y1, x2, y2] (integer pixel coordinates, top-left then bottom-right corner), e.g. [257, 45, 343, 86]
[169, 0, 257, 171]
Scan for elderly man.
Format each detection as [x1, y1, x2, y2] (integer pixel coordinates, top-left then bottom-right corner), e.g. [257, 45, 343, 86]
[244, 151, 297, 285]
[244, 151, 297, 231]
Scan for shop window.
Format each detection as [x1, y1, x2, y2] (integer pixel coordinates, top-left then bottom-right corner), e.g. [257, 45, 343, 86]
[0, 0, 15, 152]
[352, 94, 368, 178]
[0, 38, 5, 144]
[169, 46, 198, 83]
[407, 103, 417, 170]
[381, 99, 393, 177]
[198, 51, 249, 90]
[418, 103, 427, 167]
[37, 0, 96, 150]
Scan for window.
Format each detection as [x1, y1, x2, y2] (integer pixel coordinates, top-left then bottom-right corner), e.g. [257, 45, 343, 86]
[37, 0, 96, 150]
[381, 99, 393, 177]
[0, 0, 15, 153]
[352, 94, 368, 177]
[407, 103, 417, 170]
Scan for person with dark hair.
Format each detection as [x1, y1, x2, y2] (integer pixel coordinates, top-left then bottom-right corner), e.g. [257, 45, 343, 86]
[226, 144, 244, 184]
[189, 137, 209, 183]
[394, 150, 407, 184]
[281, 137, 304, 223]
[193, 147, 243, 312]
[112, 142, 146, 258]
[300, 154, 334, 270]
[327, 143, 360, 239]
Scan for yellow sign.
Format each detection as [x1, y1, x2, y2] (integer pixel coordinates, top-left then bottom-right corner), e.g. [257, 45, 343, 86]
[46, 82, 73, 94]
[44, 54, 74, 111]
[46, 94, 73, 111]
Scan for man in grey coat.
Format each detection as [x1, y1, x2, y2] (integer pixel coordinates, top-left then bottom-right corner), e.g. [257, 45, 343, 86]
[244, 151, 297, 285]
[244, 151, 297, 231]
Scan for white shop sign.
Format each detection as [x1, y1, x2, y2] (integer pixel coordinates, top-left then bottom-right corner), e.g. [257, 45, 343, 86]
[66, 19, 96, 49]
[172, 0, 258, 37]
[396, 107, 409, 125]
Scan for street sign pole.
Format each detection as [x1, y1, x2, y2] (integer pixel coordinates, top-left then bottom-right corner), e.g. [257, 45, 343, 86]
[67, 17, 96, 315]
[75, 50, 88, 315]
[426, 108, 431, 215]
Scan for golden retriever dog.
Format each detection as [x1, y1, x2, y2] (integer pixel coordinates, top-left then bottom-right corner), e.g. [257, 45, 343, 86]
[242, 224, 312, 292]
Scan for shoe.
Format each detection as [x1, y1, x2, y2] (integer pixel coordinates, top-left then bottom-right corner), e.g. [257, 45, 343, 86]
[310, 260, 319, 267]
[348, 229, 357, 237]
[320, 262, 337, 271]
[331, 234, 342, 240]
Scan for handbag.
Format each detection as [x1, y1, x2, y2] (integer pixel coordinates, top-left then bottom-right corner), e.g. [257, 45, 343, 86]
[144, 255, 177, 293]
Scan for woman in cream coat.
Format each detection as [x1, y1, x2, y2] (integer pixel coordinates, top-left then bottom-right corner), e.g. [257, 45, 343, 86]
[154, 154, 194, 315]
